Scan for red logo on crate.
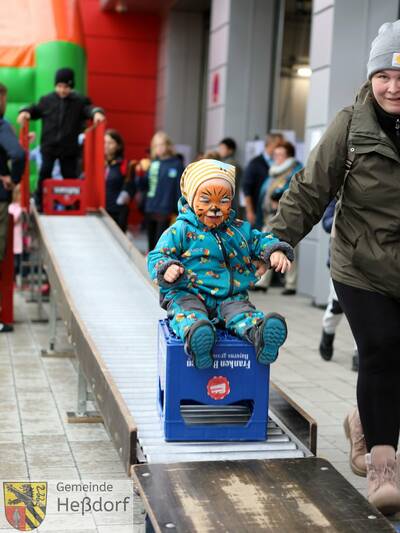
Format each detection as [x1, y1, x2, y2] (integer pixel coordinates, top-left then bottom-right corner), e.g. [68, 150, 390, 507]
[207, 376, 230, 400]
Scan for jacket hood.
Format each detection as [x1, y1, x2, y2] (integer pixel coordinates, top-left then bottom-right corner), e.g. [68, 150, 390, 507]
[176, 196, 237, 230]
[351, 81, 400, 159]
[355, 81, 372, 105]
[350, 81, 387, 142]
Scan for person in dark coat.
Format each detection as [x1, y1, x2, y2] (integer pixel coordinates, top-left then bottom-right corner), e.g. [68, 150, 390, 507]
[104, 129, 136, 233]
[0, 83, 26, 332]
[242, 132, 284, 228]
[217, 137, 242, 213]
[138, 131, 183, 252]
[17, 67, 105, 210]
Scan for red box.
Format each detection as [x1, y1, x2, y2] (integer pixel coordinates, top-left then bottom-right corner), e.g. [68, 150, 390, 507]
[43, 179, 87, 216]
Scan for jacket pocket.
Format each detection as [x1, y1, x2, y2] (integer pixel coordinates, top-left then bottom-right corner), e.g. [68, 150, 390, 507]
[352, 233, 400, 299]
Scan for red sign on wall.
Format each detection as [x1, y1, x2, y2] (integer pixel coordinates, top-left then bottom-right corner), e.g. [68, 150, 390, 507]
[212, 72, 220, 104]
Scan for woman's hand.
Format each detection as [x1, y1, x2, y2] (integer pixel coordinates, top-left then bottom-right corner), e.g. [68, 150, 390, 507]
[270, 251, 291, 273]
[164, 264, 184, 283]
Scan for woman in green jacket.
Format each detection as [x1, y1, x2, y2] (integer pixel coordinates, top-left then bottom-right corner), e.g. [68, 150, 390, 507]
[269, 21, 400, 514]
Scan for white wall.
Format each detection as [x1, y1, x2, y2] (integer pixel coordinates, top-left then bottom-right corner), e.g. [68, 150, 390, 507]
[277, 77, 310, 143]
[204, 0, 278, 161]
[156, 10, 205, 152]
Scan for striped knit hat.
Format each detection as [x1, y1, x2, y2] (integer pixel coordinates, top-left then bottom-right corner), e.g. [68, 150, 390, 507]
[180, 159, 236, 207]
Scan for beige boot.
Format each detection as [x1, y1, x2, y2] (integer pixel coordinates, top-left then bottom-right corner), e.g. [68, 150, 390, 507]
[343, 408, 367, 476]
[366, 446, 400, 515]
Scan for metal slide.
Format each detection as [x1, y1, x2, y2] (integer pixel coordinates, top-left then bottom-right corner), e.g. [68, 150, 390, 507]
[36, 213, 310, 468]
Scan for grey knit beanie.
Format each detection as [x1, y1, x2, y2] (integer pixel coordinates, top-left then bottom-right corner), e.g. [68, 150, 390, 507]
[367, 20, 400, 79]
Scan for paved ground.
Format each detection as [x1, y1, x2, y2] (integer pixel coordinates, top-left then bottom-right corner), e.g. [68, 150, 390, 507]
[0, 257, 374, 530]
[0, 292, 140, 532]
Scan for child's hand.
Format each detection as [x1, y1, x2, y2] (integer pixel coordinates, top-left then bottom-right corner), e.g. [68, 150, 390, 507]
[164, 264, 184, 283]
[0, 176, 13, 191]
[253, 259, 267, 277]
[270, 251, 291, 273]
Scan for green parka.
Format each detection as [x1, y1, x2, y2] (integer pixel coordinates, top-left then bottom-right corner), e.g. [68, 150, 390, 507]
[269, 81, 400, 299]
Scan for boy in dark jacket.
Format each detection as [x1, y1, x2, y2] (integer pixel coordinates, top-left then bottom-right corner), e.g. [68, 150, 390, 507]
[148, 159, 293, 369]
[0, 83, 26, 332]
[17, 68, 105, 210]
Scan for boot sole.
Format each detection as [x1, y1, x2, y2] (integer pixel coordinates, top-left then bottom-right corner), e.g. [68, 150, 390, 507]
[343, 416, 367, 477]
[258, 313, 287, 365]
[189, 324, 215, 369]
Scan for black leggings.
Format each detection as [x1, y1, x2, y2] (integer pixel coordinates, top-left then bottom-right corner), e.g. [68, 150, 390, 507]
[334, 280, 400, 450]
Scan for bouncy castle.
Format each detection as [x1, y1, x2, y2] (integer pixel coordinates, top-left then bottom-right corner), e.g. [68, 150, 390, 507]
[0, 0, 161, 189]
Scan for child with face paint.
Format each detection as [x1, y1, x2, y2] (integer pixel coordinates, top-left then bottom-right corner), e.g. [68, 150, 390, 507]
[147, 159, 294, 369]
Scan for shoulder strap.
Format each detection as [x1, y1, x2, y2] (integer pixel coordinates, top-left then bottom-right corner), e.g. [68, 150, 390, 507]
[332, 113, 356, 235]
[343, 145, 356, 185]
[337, 110, 356, 203]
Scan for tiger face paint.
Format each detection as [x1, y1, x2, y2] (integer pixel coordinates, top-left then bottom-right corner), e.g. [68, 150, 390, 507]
[193, 178, 233, 228]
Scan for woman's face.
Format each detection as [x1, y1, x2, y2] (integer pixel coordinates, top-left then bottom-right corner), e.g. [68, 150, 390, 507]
[273, 147, 289, 166]
[372, 70, 400, 114]
[193, 178, 233, 228]
[104, 134, 119, 159]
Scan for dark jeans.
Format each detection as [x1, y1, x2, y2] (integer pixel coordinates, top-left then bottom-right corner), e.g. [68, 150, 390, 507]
[35, 153, 79, 208]
[334, 280, 400, 450]
[146, 213, 170, 252]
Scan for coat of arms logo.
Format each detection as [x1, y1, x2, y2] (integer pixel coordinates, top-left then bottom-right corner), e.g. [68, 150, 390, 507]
[3, 482, 47, 531]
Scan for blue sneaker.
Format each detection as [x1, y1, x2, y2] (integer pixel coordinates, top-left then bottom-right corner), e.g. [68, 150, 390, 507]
[253, 313, 287, 365]
[184, 320, 216, 369]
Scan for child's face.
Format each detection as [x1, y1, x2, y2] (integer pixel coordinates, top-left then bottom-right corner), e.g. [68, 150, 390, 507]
[55, 83, 72, 99]
[104, 134, 119, 159]
[193, 178, 233, 228]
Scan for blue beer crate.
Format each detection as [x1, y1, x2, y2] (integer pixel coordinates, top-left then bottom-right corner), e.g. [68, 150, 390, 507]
[157, 319, 270, 441]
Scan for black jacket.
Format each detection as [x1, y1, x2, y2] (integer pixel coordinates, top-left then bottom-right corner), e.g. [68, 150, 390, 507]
[242, 154, 270, 210]
[105, 159, 136, 212]
[0, 118, 25, 202]
[22, 92, 103, 157]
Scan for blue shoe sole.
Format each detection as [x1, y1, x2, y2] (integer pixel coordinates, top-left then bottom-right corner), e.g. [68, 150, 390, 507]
[258, 315, 287, 365]
[189, 325, 215, 369]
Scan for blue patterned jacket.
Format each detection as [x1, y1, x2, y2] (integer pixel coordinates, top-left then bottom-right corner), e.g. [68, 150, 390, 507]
[147, 198, 294, 305]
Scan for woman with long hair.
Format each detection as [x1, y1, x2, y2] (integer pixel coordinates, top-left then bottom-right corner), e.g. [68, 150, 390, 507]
[104, 129, 136, 232]
[140, 131, 183, 251]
